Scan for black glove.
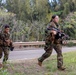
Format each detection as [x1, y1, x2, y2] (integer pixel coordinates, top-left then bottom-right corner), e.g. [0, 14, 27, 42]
[10, 47, 14, 51]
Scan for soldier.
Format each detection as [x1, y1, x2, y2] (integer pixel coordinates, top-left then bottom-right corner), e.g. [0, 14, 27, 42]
[0, 25, 13, 68]
[38, 15, 66, 70]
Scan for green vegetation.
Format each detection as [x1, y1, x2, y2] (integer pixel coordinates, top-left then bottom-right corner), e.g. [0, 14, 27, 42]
[0, 69, 10, 75]
[44, 51, 76, 75]
[0, 0, 76, 41]
[0, 51, 76, 75]
[66, 42, 76, 47]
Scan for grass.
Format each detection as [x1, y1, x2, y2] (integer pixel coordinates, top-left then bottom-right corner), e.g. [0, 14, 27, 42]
[0, 51, 76, 75]
[44, 51, 76, 75]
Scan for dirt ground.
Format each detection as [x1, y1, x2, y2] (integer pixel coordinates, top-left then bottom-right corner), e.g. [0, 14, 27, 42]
[6, 59, 49, 75]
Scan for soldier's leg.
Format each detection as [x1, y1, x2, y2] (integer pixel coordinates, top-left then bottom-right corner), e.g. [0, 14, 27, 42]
[54, 44, 64, 69]
[0, 47, 3, 59]
[0, 47, 3, 68]
[3, 47, 9, 63]
[38, 44, 53, 66]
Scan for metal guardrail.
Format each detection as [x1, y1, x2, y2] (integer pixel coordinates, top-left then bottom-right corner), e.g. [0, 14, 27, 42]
[13, 40, 76, 47]
[13, 41, 45, 47]
[67, 40, 76, 43]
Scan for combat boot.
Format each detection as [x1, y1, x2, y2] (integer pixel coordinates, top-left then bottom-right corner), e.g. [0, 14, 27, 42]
[38, 60, 42, 67]
[0, 63, 3, 68]
[58, 66, 66, 71]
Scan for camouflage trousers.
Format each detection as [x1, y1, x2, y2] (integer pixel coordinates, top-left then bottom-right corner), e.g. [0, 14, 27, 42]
[0, 47, 9, 63]
[38, 43, 63, 68]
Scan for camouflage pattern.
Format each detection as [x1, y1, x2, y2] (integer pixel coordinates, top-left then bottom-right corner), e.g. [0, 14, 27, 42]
[38, 21, 63, 68]
[0, 31, 11, 63]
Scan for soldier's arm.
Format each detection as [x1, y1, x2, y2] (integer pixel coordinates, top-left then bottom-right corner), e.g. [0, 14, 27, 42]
[0, 33, 4, 45]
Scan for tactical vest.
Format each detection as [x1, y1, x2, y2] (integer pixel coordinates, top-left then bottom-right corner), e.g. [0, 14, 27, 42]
[45, 21, 61, 44]
[0, 31, 10, 46]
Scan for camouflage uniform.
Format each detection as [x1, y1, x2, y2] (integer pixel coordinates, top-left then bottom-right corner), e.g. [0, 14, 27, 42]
[0, 31, 11, 63]
[38, 21, 63, 68]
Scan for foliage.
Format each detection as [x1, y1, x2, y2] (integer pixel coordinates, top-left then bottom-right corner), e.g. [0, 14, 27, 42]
[5, 0, 50, 23]
[0, 0, 76, 41]
[0, 8, 47, 42]
[0, 0, 51, 41]
[0, 69, 10, 75]
[50, 0, 76, 18]
[61, 12, 76, 39]
[66, 42, 76, 47]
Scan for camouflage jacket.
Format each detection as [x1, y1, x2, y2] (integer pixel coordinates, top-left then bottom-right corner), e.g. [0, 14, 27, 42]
[45, 21, 62, 44]
[0, 31, 11, 46]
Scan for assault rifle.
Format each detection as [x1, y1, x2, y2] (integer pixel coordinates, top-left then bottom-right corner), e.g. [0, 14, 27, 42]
[47, 27, 69, 40]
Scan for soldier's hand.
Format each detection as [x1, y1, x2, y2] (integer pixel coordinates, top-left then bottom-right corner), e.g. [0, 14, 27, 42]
[5, 39, 10, 43]
[5, 39, 11, 45]
[62, 40, 67, 45]
[51, 30, 57, 35]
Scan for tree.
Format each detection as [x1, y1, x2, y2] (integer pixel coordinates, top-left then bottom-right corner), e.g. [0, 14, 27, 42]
[6, 0, 50, 22]
[62, 3, 70, 17]
[4, 0, 51, 41]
